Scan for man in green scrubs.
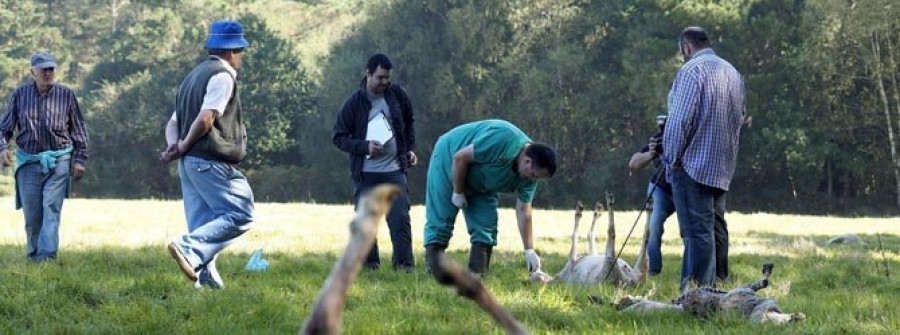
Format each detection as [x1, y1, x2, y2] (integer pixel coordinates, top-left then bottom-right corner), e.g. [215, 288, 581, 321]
[424, 119, 557, 278]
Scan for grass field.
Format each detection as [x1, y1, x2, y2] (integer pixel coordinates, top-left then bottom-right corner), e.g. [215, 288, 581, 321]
[0, 197, 898, 334]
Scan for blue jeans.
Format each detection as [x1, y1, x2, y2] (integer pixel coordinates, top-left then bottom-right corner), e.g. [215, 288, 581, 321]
[173, 156, 254, 271]
[354, 170, 413, 270]
[646, 182, 675, 275]
[17, 156, 70, 261]
[670, 167, 729, 290]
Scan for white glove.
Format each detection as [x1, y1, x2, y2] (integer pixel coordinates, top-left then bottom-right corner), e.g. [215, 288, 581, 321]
[451, 192, 467, 208]
[524, 249, 541, 272]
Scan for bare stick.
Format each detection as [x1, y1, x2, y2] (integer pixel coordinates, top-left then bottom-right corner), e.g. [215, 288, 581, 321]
[435, 253, 529, 335]
[300, 185, 401, 335]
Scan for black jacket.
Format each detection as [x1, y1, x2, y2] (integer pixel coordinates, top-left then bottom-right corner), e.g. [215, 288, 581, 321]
[332, 79, 415, 182]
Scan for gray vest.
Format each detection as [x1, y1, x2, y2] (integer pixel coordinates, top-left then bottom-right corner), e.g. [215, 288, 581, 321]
[175, 57, 246, 164]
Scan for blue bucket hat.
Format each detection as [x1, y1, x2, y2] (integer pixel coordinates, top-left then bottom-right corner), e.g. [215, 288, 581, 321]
[30, 53, 57, 69]
[204, 20, 249, 50]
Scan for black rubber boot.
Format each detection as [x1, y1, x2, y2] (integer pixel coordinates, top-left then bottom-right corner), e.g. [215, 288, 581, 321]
[425, 244, 453, 285]
[485, 244, 493, 272]
[468, 242, 493, 276]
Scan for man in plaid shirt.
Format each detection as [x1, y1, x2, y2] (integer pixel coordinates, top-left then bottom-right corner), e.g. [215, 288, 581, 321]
[0, 52, 90, 262]
[662, 27, 745, 292]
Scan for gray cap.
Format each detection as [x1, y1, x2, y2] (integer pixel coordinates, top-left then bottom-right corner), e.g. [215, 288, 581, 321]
[30, 53, 57, 69]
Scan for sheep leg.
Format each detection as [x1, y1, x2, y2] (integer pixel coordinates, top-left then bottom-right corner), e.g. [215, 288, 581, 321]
[604, 194, 616, 259]
[746, 263, 774, 292]
[616, 296, 683, 313]
[601, 193, 619, 282]
[749, 300, 805, 324]
[434, 252, 529, 335]
[587, 202, 600, 255]
[300, 185, 401, 335]
[569, 202, 585, 263]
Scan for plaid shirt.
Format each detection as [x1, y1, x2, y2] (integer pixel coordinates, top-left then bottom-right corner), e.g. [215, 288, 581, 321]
[0, 82, 90, 165]
[662, 49, 745, 191]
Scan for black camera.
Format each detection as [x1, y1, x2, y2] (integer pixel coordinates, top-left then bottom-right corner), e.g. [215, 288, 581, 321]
[655, 115, 667, 131]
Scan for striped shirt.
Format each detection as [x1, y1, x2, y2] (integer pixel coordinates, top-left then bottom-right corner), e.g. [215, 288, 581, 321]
[662, 49, 745, 191]
[0, 82, 90, 165]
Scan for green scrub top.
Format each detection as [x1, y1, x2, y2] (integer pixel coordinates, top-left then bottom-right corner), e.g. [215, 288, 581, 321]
[436, 119, 538, 203]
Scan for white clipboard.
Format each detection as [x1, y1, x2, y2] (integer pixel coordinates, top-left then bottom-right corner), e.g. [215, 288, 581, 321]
[366, 112, 394, 145]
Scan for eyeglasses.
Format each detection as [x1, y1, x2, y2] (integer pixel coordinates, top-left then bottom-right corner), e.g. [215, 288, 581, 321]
[37, 67, 55, 73]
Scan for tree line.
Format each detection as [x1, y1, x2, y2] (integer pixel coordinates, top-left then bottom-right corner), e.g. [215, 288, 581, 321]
[0, 0, 897, 216]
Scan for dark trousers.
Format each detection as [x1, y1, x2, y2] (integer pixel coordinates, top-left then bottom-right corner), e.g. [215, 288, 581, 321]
[354, 170, 414, 269]
[671, 167, 729, 291]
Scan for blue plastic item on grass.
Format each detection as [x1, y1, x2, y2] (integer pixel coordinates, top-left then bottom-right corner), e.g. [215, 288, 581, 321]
[245, 248, 269, 272]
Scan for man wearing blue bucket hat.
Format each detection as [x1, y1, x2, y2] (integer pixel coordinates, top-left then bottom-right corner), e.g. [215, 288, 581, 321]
[0, 52, 90, 262]
[160, 20, 252, 289]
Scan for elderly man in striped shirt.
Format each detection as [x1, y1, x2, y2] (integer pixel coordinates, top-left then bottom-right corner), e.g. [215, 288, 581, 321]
[662, 27, 745, 292]
[0, 52, 90, 263]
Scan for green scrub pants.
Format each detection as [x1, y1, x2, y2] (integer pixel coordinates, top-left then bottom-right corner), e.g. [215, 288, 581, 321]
[423, 145, 500, 247]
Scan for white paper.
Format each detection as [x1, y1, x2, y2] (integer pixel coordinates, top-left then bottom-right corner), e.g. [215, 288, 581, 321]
[366, 112, 394, 145]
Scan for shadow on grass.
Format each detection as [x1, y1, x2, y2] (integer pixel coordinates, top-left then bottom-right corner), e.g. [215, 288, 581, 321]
[0, 231, 897, 334]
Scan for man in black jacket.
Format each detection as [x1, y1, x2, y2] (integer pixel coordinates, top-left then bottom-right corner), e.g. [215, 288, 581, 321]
[332, 54, 417, 271]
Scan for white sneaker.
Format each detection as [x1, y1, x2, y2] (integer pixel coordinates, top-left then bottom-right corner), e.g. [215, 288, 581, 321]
[198, 257, 225, 289]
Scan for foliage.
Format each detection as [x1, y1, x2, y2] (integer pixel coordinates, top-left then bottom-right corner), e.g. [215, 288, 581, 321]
[316, 0, 899, 215]
[0, 0, 897, 215]
[72, 4, 319, 198]
[0, 173, 12, 197]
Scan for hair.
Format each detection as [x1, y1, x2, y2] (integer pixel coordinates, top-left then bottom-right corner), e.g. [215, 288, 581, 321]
[525, 143, 557, 178]
[680, 26, 710, 48]
[366, 54, 393, 74]
[208, 48, 244, 56]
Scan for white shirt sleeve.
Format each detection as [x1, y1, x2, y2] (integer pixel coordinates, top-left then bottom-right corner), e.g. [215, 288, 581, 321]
[171, 111, 177, 122]
[200, 72, 235, 116]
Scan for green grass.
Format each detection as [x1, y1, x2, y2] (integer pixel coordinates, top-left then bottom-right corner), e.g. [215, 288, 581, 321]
[0, 172, 12, 197]
[0, 198, 898, 334]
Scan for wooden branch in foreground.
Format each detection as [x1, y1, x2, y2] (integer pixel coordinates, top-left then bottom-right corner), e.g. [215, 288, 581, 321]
[434, 252, 529, 335]
[300, 184, 401, 335]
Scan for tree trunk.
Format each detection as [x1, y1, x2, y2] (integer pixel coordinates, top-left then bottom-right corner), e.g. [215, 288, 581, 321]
[45, 0, 53, 25]
[885, 30, 900, 161]
[871, 32, 900, 213]
[826, 159, 833, 197]
[887, 30, 900, 140]
[110, 0, 123, 33]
